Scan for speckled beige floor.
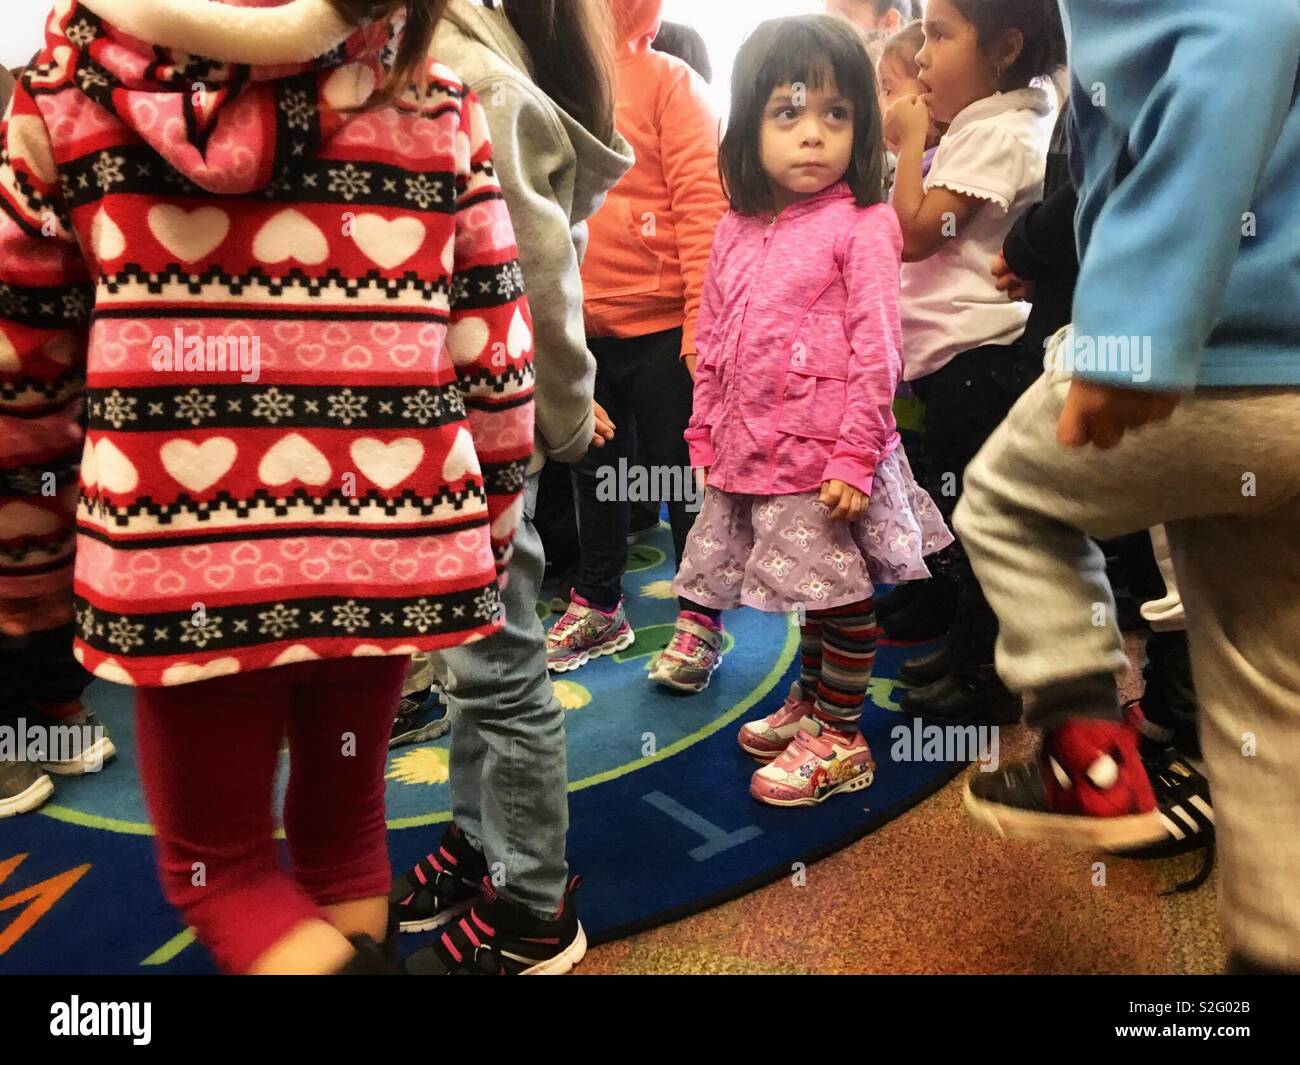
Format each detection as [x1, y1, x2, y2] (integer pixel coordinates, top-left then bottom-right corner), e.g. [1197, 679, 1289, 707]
[577, 644, 1224, 975]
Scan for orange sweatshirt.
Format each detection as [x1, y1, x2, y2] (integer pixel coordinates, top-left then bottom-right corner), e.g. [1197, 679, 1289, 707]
[580, 0, 727, 357]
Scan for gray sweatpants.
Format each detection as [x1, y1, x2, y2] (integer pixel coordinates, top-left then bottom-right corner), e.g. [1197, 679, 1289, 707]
[955, 364, 1300, 970]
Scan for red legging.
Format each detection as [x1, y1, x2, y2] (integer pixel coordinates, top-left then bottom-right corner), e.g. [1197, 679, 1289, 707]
[134, 656, 407, 973]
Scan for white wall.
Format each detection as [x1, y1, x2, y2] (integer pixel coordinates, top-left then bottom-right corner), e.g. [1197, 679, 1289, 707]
[2, 0, 54, 70]
[661, 0, 824, 119]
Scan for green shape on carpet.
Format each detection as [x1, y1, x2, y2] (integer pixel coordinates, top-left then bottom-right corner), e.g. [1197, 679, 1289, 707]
[626, 544, 666, 574]
[141, 929, 196, 966]
[869, 676, 907, 712]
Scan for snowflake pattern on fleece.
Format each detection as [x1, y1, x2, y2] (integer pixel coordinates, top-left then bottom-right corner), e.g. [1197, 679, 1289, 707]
[0, 2, 536, 686]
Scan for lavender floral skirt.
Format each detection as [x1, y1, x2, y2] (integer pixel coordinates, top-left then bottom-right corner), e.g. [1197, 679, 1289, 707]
[673, 447, 954, 613]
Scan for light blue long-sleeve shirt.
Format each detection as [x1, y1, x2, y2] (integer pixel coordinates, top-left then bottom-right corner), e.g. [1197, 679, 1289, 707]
[1063, 0, 1300, 390]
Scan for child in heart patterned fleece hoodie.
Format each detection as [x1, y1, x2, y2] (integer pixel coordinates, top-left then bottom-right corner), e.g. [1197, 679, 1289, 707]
[0, 0, 534, 972]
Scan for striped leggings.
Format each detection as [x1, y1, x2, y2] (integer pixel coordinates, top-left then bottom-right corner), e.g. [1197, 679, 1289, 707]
[797, 598, 878, 731]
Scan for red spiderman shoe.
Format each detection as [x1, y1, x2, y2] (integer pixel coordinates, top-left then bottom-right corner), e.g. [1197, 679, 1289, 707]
[963, 714, 1164, 849]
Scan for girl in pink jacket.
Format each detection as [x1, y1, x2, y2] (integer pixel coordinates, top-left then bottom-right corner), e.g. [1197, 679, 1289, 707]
[666, 15, 952, 808]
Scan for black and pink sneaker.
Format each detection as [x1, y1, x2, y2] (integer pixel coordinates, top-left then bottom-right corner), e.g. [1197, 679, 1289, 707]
[403, 876, 587, 976]
[389, 823, 487, 934]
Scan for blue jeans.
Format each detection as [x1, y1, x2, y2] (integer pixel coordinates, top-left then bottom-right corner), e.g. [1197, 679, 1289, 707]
[424, 473, 569, 917]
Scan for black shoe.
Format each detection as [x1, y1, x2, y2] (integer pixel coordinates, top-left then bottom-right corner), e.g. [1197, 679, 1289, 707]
[875, 582, 922, 621]
[899, 644, 950, 688]
[389, 687, 448, 748]
[881, 596, 955, 642]
[390, 823, 488, 933]
[404, 876, 587, 976]
[899, 669, 1021, 725]
[335, 934, 401, 974]
[879, 575, 957, 641]
[1112, 706, 1214, 864]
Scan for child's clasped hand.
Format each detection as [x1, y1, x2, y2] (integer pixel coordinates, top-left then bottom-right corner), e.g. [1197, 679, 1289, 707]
[991, 252, 1034, 303]
[883, 94, 931, 149]
[820, 479, 867, 522]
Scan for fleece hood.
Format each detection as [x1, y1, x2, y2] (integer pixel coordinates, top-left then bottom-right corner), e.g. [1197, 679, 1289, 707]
[614, 0, 663, 58]
[66, 0, 393, 193]
[440, 0, 633, 225]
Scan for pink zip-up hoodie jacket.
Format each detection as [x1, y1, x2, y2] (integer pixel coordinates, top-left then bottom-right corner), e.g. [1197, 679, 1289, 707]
[685, 185, 903, 498]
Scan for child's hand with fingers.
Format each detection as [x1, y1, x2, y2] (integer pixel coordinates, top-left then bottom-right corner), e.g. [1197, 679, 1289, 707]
[590, 400, 616, 449]
[0, 592, 75, 637]
[991, 251, 1034, 303]
[1057, 379, 1182, 450]
[820, 479, 867, 523]
[884, 94, 931, 149]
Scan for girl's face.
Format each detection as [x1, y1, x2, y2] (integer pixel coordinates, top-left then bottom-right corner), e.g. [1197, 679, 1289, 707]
[878, 53, 943, 152]
[759, 76, 856, 211]
[915, 0, 1007, 124]
[877, 53, 925, 118]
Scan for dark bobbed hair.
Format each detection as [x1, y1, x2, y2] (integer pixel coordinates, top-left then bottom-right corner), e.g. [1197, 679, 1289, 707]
[719, 15, 886, 216]
[653, 20, 714, 83]
[949, 0, 1066, 90]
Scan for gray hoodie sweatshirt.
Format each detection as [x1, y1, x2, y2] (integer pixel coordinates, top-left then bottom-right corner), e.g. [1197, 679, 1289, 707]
[432, 0, 634, 470]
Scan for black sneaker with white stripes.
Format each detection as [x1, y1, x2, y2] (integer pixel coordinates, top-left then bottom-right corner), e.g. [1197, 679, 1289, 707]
[1112, 743, 1214, 860]
[403, 876, 587, 976]
[389, 823, 487, 933]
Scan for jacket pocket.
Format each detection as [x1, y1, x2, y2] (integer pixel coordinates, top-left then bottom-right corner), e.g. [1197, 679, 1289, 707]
[583, 196, 664, 300]
[777, 314, 848, 444]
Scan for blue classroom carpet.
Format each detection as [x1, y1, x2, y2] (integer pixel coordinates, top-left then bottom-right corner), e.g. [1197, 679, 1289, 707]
[0, 523, 964, 973]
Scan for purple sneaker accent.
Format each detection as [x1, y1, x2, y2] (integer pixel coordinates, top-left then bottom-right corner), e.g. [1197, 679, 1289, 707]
[546, 591, 635, 673]
[648, 610, 723, 693]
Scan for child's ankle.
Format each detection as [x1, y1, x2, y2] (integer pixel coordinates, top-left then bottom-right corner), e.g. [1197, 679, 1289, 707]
[573, 589, 618, 614]
[1032, 674, 1120, 734]
[679, 608, 721, 631]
